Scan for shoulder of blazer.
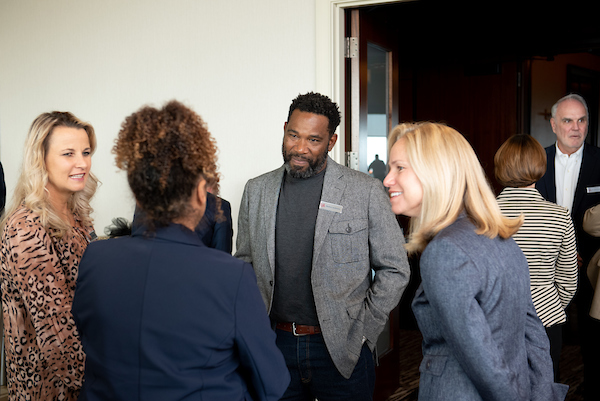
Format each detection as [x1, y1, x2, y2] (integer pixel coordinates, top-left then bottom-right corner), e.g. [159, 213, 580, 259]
[219, 197, 232, 214]
[583, 143, 600, 163]
[322, 157, 385, 200]
[435, 215, 475, 241]
[246, 165, 286, 191]
[324, 156, 381, 184]
[578, 144, 600, 186]
[575, 144, 600, 199]
[324, 156, 344, 176]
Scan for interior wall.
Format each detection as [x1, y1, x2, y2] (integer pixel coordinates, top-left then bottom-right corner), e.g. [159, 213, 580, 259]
[531, 53, 600, 147]
[0, 0, 316, 239]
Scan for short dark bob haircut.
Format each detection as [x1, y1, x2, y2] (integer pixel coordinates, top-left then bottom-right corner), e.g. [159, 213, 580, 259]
[494, 134, 546, 188]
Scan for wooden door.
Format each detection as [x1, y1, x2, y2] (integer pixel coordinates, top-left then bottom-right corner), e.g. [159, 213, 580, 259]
[408, 60, 525, 193]
[345, 7, 401, 401]
[344, 5, 529, 400]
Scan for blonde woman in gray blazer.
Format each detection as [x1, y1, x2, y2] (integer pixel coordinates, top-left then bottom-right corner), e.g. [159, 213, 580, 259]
[384, 122, 567, 401]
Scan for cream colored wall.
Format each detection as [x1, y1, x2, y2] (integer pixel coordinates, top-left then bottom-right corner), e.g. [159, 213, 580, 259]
[531, 53, 600, 147]
[0, 0, 316, 239]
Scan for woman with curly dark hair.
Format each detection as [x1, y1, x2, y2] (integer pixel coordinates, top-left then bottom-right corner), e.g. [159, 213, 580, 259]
[72, 100, 289, 401]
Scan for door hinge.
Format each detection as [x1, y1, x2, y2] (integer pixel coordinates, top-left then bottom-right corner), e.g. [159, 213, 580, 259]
[345, 151, 359, 170]
[345, 37, 358, 59]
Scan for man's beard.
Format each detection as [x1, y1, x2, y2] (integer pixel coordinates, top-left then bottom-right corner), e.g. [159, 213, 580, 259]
[282, 145, 328, 179]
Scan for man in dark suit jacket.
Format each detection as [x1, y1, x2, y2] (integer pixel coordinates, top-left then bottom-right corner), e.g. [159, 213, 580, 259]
[536, 93, 600, 400]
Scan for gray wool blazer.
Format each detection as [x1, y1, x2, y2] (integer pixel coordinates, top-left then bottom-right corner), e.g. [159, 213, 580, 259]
[412, 215, 568, 401]
[234, 157, 411, 379]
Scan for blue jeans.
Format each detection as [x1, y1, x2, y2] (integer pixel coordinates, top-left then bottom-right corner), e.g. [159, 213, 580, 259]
[275, 328, 375, 401]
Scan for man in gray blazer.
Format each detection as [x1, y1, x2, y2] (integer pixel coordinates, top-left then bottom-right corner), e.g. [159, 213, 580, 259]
[235, 92, 410, 400]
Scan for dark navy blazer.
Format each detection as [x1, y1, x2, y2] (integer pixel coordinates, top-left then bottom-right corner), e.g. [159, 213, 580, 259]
[73, 223, 289, 401]
[196, 193, 233, 253]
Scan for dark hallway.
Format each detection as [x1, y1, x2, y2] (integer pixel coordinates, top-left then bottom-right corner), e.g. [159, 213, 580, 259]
[354, 2, 600, 401]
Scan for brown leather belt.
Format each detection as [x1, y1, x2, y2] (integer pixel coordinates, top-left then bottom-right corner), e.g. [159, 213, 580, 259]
[276, 322, 321, 336]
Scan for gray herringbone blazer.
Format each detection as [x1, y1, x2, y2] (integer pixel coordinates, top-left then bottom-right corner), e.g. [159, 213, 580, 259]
[235, 157, 410, 378]
[413, 215, 568, 400]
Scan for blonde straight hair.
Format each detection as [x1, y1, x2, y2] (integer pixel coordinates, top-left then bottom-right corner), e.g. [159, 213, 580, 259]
[388, 122, 522, 254]
[2, 112, 99, 238]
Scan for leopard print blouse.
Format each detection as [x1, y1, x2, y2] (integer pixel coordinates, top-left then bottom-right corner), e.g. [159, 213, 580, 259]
[1, 206, 93, 401]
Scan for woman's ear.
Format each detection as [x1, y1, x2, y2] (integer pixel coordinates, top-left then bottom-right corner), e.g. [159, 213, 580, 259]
[195, 178, 207, 211]
[174, 178, 208, 231]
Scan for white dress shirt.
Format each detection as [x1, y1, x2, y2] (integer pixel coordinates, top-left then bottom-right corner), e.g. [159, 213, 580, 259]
[555, 143, 584, 212]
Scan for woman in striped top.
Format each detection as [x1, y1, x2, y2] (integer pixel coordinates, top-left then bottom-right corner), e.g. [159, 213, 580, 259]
[495, 134, 578, 381]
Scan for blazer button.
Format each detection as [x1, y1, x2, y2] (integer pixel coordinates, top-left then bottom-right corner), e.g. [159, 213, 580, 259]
[269, 280, 273, 286]
[346, 224, 352, 233]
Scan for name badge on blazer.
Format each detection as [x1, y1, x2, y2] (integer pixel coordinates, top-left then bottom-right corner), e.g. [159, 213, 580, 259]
[587, 186, 600, 194]
[319, 201, 343, 213]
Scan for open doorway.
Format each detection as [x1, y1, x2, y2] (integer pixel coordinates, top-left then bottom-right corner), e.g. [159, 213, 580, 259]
[335, 1, 600, 400]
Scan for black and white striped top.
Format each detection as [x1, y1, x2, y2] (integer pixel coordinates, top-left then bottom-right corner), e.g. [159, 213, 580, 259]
[497, 187, 578, 326]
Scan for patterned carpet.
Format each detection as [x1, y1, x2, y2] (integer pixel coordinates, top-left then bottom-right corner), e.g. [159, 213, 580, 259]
[385, 329, 421, 401]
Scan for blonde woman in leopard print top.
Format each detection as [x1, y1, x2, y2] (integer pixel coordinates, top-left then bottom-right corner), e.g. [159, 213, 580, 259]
[1, 111, 98, 401]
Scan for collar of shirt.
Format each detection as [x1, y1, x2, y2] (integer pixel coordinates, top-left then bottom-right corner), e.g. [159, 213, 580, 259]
[555, 142, 584, 165]
[554, 142, 584, 211]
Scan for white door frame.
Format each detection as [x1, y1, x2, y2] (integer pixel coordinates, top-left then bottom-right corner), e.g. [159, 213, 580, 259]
[315, 0, 405, 164]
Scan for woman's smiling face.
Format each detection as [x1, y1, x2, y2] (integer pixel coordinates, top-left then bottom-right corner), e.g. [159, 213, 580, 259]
[383, 137, 423, 217]
[45, 126, 91, 202]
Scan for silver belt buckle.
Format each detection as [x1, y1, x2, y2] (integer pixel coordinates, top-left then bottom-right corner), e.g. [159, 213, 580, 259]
[292, 322, 308, 336]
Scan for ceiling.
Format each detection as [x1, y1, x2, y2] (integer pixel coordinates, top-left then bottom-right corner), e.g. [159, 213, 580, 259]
[362, 1, 600, 65]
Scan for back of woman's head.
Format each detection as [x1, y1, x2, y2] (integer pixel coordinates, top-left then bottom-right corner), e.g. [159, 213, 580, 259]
[2, 111, 98, 236]
[494, 134, 546, 188]
[389, 122, 521, 253]
[114, 100, 219, 228]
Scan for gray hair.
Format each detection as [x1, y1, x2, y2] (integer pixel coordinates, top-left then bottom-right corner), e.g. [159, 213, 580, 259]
[551, 93, 589, 119]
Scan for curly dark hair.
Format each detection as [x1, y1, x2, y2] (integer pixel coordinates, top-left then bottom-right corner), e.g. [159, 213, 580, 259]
[113, 100, 219, 229]
[287, 92, 341, 137]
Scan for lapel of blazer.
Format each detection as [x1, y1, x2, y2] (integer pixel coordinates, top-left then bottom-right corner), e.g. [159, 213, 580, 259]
[573, 144, 599, 216]
[312, 157, 346, 266]
[540, 145, 557, 203]
[266, 166, 285, 275]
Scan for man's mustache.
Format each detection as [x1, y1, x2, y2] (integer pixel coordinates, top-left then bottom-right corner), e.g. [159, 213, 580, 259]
[287, 153, 310, 162]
